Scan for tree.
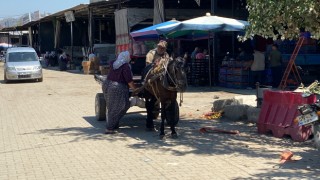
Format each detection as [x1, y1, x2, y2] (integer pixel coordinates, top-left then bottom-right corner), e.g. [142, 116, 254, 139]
[244, 0, 320, 40]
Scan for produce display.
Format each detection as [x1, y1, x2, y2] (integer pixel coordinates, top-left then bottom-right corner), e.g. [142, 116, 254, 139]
[202, 111, 223, 120]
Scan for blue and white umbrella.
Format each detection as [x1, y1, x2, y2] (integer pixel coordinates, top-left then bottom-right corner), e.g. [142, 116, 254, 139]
[156, 13, 249, 39]
[130, 20, 180, 41]
[156, 13, 249, 86]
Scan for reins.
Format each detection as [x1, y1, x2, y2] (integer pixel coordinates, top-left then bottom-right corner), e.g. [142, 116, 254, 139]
[163, 59, 184, 107]
[144, 58, 186, 106]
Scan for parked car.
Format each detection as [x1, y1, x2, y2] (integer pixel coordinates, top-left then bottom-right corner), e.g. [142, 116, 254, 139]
[3, 47, 43, 83]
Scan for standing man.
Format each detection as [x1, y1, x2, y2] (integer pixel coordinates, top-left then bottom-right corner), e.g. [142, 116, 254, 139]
[190, 47, 199, 62]
[144, 40, 169, 131]
[269, 44, 282, 88]
[250, 49, 265, 88]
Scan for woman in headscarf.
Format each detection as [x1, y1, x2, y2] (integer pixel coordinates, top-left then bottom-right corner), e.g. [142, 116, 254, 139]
[102, 51, 136, 134]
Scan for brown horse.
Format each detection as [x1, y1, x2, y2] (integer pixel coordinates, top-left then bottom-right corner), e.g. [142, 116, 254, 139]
[142, 57, 188, 139]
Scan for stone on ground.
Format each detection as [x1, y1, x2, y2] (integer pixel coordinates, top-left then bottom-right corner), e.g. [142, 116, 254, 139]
[212, 98, 241, 112]
[234, 95, 257, 107]
[224, 104, 249, 120]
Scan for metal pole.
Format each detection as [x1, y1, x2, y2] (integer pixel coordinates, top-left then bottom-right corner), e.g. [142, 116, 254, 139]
[88, 7, 93, 48]
[208, 37, 211, 86]
[7, 32, 9, 47]
[231, 0, 235, 56]
[38, 22, 41, 53]
[211, 0, 216, 86]
[99, 20, 102, 43]
[70, 21, 73, 70]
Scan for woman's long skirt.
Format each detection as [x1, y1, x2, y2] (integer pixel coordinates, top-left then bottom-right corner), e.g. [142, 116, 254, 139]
[102, 80, 130, 130]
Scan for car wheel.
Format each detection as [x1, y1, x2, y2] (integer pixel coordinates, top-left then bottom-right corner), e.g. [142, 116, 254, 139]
[38, 77, 43, 82]
[95, 93, 106, 121]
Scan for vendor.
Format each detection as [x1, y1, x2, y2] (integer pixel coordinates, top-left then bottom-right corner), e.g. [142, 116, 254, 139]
[269, 44, 282, 88]
[191, 47, 199, 62]
[196, 49, 208, 60]
[249, 49, 265, 88]
[59, 51, 69, 71]
[88, 50, 100, 74]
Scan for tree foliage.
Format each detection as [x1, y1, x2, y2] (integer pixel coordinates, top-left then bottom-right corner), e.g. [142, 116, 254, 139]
[244, 0, 320, 40]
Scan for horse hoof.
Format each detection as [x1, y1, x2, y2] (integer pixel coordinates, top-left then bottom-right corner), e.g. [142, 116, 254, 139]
[145, 127, 156, 132]
[159, 134, 165, 139]
[171, 133, 178, 139]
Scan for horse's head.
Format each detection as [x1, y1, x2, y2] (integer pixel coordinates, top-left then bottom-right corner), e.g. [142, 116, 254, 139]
[166, 57, 188, 92]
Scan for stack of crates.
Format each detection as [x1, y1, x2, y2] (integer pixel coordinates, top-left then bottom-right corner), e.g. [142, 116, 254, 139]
[264, 68, 272, 86]
[188, 60, 209, 86]
[219, 67, 249, 89]
[218, 67, 228, 86]
[227, 68, 249, 89]
[186, 62, 193, 85]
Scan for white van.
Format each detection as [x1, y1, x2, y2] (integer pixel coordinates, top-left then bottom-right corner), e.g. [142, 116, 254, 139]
[4, 47, 43, 83]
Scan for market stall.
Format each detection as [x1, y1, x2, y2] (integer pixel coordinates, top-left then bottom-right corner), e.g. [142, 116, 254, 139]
[156, 13, 249, 86]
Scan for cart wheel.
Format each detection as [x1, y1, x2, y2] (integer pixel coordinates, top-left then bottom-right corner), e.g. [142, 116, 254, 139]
[153, 102, 160, 119]
[165, 100, 179, 126]
[95, 93, 106, 121]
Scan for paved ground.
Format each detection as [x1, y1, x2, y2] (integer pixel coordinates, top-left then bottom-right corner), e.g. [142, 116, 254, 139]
[0, 62, 319, 180]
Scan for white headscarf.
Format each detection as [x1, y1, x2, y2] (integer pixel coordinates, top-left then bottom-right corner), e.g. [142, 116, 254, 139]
[113, 51, 131, 70]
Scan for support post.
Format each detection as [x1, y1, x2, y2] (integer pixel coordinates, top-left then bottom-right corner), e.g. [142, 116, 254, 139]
[70, 21, 74, 70]
[88, 7, 93, 48]
[38, 22, 41, 53]
[210, 0, 217, 86]
[99, 20, 102, 43]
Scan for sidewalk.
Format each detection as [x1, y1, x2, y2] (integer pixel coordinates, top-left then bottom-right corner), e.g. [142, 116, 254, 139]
[0, 62, 319, 179]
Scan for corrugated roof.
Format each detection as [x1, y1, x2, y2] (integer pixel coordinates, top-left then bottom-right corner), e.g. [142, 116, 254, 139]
[0, 4, 89, 32]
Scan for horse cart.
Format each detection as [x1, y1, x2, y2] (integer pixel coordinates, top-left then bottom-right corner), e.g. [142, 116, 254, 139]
[94, 74, 161, 121]
[94, 56, 186, 138]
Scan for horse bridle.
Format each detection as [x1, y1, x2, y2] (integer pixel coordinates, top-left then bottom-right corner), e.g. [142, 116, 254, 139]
[163, 58, 186, 106]
[162, 58, 185, 91]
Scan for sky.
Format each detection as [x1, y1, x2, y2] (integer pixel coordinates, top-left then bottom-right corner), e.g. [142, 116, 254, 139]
[0, 0, 89, 19]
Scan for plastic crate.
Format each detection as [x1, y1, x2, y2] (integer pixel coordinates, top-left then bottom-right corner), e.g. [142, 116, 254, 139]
[305, 54, 320, 65]
[232, 68, 249, 76]
[226, 75, 249, 82]
[227, 68, 233, 74]
[219, 67, 228, 74]
[225, 82, 248, 89]
[219, 75, 227, 81]
[219, 82, 227, 87]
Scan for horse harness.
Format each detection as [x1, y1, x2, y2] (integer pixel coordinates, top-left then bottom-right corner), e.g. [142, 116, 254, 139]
[144, 57, 184, 106]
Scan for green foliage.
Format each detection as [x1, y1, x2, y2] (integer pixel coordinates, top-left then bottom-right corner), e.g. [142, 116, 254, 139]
[244, 0, 320, 40]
